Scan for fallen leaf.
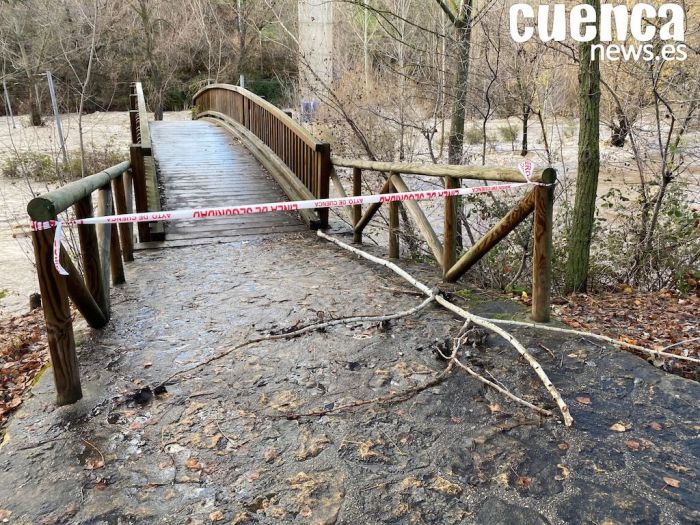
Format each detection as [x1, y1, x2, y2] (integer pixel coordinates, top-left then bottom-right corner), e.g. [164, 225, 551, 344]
[610, 423, 627, 432]
[576, 396, 592, 405]
[494, 472, 509, 486]
[209, 510, 224, 522]
[488, 403, 501, 413]
[668, 463, 691, 474]
[556, 464, 570, 480]
[624, 439, 641, 451]
[663, 476, 680, 488]
[649, 422, 663, 431]
[84, 458, 105, 470]
[558, 442, 569, 451]
[516, 476, 532, 488]
[185, 457, 202, 471]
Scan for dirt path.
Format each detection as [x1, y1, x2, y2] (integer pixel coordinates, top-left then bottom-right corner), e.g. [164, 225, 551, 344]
[0, 231, 698, 524]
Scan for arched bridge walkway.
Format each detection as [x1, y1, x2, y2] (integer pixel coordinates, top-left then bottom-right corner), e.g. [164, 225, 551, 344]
[149, 120, 305, 247]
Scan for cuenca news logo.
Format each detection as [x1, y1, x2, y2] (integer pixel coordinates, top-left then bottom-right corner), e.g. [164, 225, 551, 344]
[509, 3, 687, 62]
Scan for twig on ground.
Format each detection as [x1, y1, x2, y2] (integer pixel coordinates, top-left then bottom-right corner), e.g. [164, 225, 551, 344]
[437, 337, 553, 419]
[489, 318, 700, 364]
[280, 365, 453, 420]
[155, 296, 435, 389]
[318, 230, 573, 426]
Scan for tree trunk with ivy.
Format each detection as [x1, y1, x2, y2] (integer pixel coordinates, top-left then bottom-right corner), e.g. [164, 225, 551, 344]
[565, 0, 601, 294]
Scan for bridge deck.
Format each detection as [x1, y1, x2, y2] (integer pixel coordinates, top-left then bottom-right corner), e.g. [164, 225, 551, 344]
[148, 119, 304, 246]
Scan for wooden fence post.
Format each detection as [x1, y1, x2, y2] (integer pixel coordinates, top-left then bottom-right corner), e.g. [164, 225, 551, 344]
[96, 186, 113, 315]
[444, 190, 536, 283]
[389, 175, 400, 259]
[74, 195, 109, 318]
[130, 144, 150, 242]
[443, 176, 460, 276]
[31, 227, 82, 406]
[317, 143, 331, 228]
[353, 167, 362, 244]
[112, 174, 133, 262]
[110, 220, 125, 285]
[532, 168, 557, 322]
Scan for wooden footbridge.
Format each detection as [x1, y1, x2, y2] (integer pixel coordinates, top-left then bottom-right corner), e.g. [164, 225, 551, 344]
[27, 82, 556, 405]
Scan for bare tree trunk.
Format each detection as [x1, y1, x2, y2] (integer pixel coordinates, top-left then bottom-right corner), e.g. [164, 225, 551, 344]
[565, 0, 601, 293]
[520, 104, 530, 156]
[447, 14, 473, 165]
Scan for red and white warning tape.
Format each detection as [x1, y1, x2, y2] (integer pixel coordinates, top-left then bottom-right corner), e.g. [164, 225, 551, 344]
[33, 161, 546, 275]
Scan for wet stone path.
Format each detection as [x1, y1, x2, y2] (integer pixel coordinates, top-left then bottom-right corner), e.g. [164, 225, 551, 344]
[0, 231, 698, 524]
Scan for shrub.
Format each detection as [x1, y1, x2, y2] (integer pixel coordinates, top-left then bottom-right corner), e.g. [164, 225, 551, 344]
[61, 147, 126, 180]
[2, 146, 127, 182]
[465, 127, 483, 145]
[498, 125, 518, 143]
[1, 152, 55, 180]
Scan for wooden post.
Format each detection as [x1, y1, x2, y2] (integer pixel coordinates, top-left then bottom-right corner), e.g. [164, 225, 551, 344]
[532, 168, 556, 322]
[110, 221, 125, 285]
[123, 169, 135, 255]
[388, 175, 400, 259]
[443, 176, 460, 277]
[352, 167, 362, 244]
[354, 177, 392, 236]
[31, 227, 82, 406]
[112, 174, 133, 262]
[390, 173, 443, 266]
[96, 186, 112, 315]
[444, 190, 536, 283]
[130, 144, 150, 242]
[74, 196, 109, 319]
[61, 249, 108, 328]
[129, 109, 138, 144]
[317, 143, 331, 228]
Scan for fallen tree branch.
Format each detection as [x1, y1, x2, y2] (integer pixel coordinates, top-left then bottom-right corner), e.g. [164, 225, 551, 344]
[437, 334, 553, 419]
[155, 296, 435, 388]
[435, 295, 572, 425]
[487, 318, 700, 364]
[280, 364, 453, 420]
[317, 230, 573, 427]
[270, 296, 435, 337]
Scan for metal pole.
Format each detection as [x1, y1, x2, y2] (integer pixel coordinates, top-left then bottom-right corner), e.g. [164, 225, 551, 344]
[46, 70, 67, 163]
[2, 80, 16, 129]
[239, 74, 245, 89]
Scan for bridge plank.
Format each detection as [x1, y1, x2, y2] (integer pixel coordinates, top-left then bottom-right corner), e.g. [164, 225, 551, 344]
[149, 120, 305, 246]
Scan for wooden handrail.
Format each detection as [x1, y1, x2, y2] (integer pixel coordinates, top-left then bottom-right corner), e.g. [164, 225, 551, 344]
[27, 161, 130, 220]
[193, 83, 331, 228]
[28, 160, 136, 406]
[331, 157, 536, 183]
[129, 82, 163, 241]
[340, 165, 557, 323]
[193, 84, 323, 150]
[134, 82, 151, 152]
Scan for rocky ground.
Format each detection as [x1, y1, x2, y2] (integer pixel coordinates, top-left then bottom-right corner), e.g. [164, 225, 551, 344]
[0, 231, 698, 524]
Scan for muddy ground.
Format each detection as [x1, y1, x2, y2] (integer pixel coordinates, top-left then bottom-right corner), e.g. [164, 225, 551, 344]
[0, 231, 697, 524]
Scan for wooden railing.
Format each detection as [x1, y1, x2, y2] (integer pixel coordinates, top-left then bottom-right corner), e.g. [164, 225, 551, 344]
[192, 84, 331, 227]
[330, 158, 556, 322]
[27, 162, 135, 405]
[26, 81, 162, 405]
[129, 81, 164, 242]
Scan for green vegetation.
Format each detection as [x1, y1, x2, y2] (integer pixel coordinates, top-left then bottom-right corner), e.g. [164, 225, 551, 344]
[465, 128, 483, 145]
[498, 125, 517, 143]
[1, 147, 126, 182]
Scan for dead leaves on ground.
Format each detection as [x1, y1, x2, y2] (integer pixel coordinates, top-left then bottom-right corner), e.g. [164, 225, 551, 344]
[0, 310, 49, 428]
[554, 289, 699, 378]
